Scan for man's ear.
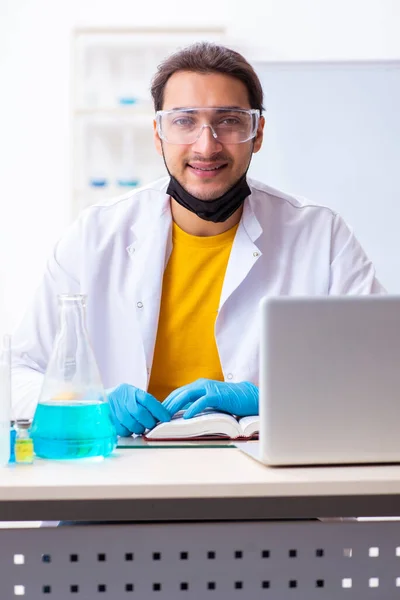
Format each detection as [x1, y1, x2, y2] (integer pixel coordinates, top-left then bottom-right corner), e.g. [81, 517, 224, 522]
[253, 115, 265, 154]
[153, 119, 163, 156]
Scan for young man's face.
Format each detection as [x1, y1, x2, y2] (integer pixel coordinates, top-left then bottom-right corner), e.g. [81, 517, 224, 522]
[154, 71, 264, 201]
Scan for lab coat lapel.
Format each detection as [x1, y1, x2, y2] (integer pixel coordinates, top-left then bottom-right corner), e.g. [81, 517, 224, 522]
[126, 194, 172, 378]
[219, 196, 262, 310]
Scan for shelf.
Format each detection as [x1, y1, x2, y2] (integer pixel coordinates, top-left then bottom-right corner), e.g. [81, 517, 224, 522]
[73, 174, 167, 206]
[75, 105, 154, 116]
[74, 28, 225, 48]
[72, 185, 140, 212]
[72, 27, 226, 217]
[74, 184, 141, 197]
[74, 106, 155, 128]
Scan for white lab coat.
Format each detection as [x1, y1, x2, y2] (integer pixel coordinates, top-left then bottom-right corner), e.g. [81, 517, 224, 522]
[11, 177, 385, 418]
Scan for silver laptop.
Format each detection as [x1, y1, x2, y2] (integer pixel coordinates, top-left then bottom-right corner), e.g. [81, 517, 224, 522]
[258, 295, 400, 466]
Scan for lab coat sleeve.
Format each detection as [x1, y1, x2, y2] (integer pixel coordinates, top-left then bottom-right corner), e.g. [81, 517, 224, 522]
[329, 213, 386, 295]
[11, 219, 81, 419]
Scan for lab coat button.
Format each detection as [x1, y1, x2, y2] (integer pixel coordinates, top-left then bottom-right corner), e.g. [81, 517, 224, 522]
[128, 246, 135, 254]
[137, 302, 143, 309]
[253, 251, 260, 257]
[227, 373, 233, 380]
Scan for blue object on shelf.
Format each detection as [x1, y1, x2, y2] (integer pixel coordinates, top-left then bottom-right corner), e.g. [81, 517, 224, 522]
[117, 179, 140, 188]
[118, 97, 137, 105]
[89, 179, 108, 187]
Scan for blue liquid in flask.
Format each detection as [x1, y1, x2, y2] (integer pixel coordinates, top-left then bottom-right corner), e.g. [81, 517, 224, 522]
[31, 401, 117, 459]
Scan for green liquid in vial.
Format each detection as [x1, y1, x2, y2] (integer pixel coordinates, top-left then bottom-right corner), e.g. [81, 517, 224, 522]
[31, 402, 117, 459]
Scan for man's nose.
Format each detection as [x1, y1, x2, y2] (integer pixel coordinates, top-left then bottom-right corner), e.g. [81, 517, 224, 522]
[191, 124, 223, 153]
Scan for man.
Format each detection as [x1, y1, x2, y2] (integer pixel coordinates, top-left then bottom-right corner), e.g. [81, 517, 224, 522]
[11, 42, 384, 435]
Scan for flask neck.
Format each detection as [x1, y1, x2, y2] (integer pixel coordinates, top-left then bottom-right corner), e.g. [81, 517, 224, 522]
[58, 296, 87, 337]
[56, 295, 90, 382]
[38, 294, 105, 403]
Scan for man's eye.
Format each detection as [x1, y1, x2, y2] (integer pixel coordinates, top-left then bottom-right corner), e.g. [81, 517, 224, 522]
[219, 118, 241, 126]
[173, 118, 195, 127]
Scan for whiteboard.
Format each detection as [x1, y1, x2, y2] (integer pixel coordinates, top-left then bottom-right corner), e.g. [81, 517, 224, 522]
[248, 61, 400, 292]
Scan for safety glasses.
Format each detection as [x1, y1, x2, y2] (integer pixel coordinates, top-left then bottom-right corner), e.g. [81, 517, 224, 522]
[156, 107, 260, 145]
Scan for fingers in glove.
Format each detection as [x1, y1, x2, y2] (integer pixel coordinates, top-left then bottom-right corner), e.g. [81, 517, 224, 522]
[113, 420, 132, 437]
[129, 418, 146, 436]
[183, 396, 214, 419]
[135, 389, 171, 423]
[163, 386, 205, 415]
[132, 404, 157, 430]
[107, 396, 140, 436]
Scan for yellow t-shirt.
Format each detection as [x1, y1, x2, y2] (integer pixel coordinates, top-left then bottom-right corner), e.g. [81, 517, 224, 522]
[148, 221, 239, 401]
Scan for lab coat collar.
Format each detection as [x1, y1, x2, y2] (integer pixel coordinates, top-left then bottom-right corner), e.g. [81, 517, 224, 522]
[128, 180, 170, 236]
[127, 176, 263, 242]
[124, 184, 173, 376]
[123, 178, 263, 376]
[125, 180, 264, 297]
[218, 188, 263, 310]
[242, 189, 263, 243]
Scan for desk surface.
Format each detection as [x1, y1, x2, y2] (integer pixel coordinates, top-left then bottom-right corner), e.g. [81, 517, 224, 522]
[1, 447, 400, 521]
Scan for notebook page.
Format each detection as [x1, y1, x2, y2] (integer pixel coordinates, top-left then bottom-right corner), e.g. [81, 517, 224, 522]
[146, 410, 241, 439]
[238, 415, 260, 438]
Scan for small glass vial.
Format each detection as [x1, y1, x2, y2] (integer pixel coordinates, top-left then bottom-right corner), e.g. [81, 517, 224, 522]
[15, 420, 34, 464]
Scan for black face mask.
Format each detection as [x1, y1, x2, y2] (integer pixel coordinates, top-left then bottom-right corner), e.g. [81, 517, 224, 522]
[166, 173, 251, 223]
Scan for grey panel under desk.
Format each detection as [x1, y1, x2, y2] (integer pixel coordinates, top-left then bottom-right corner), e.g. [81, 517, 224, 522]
[2, 494, 400, 522]
[2, 520, 400, 599]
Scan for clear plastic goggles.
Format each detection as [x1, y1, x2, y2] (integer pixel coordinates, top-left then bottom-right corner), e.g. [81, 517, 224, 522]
[156, 107, 260, 145]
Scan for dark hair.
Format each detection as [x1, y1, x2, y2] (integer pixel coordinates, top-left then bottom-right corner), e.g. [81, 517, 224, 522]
[150, 42, 264, 114]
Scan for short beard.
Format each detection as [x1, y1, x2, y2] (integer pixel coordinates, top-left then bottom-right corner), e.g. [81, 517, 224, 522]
[184, 179, 235, 201]
[184, 178, 233, 202]
[161, 142, 253, 202]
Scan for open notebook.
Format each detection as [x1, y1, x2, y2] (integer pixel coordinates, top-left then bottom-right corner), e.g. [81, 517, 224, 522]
[144, 410, 259, 441]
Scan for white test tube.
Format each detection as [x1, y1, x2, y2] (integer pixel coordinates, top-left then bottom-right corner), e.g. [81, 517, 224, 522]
[0, 334, 11, 466]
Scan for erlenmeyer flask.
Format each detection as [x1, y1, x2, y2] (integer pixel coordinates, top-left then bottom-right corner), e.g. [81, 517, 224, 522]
[31, 294, 117, 459]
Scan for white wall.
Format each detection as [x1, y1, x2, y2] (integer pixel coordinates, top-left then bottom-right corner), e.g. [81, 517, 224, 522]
[0, 0, 400, 334]
[231, 0, 400, 61]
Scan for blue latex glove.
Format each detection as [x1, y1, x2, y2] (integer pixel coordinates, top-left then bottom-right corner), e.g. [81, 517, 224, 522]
[106, 383, 171, 436]
[163, 378, 259, 419]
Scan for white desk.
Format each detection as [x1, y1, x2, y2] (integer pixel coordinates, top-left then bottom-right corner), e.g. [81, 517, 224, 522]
[2, 447, 400, 599]
[1, 447, 400, 520]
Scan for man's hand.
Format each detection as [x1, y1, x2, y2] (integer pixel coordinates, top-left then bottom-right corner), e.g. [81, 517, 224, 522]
[106, 384, 171, 436]
[163, 379, 259, 419]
